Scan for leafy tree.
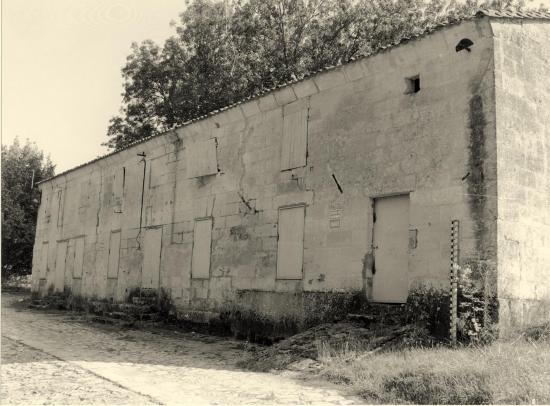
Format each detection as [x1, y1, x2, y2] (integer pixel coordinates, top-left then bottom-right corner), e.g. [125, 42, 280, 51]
[105, 0, 540, 150]
[1, 138, 55, 279]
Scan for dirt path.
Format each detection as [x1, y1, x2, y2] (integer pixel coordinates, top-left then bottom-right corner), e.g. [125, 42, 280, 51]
[1, 292, 361, 405]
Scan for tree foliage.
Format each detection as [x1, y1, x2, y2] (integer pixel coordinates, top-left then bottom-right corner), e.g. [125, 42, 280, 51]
[2, 138, 55, 278]
[105, 0, 539, 150]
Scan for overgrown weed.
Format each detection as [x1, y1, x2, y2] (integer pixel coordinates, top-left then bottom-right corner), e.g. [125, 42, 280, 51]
[318, 338, 550, 404]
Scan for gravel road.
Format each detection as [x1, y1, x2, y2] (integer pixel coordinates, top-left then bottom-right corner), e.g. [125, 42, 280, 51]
[1, 292, 361, 405]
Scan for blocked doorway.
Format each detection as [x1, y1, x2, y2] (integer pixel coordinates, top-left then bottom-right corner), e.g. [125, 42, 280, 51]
[142, 227, 162, 289]
[372, 194, 410, 303]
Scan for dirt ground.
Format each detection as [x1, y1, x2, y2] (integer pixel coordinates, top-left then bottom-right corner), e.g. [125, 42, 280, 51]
[0, 292, 361, 405]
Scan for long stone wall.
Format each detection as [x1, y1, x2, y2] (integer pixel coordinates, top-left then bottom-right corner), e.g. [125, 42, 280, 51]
[32, 18, 498, 330]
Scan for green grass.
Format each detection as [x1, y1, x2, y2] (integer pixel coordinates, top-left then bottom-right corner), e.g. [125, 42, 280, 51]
[317, 338, 550, 404]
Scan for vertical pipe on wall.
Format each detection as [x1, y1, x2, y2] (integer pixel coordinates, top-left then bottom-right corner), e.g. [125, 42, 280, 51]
[136, 153, 147, 250]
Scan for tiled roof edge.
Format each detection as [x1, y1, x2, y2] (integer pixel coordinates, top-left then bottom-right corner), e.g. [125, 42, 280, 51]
[38, 8, 549, 185]
[479, 8, 550, 19]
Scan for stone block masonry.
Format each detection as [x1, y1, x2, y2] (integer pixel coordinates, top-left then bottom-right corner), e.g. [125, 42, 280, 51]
[493, 18, 550, 334]
[31, 14, 550, 337]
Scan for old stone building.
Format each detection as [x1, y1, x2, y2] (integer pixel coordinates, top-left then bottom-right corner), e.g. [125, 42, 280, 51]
[32, 10, 550, 336]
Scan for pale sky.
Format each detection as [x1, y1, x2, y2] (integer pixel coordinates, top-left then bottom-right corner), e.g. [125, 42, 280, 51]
[2, 0, 550, 173]
[2, 0, 187, 172]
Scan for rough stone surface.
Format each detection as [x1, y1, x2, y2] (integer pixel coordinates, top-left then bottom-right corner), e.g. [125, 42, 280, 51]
[492, 19, 550, 334]
[30, 17, 550, 335]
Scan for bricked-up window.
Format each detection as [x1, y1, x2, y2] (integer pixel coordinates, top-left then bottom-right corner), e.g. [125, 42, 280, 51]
[110, 167, 125, 210]
[191, 218, 213, 279]
[43, 192, 52, 224]
[107, 231, 121, 279]
[149, 157, 165, 188]
[116, 167, 125, 198]
[186, 139, 218, 178]
[56, 189, 64, 227]
[79, 181, 90, 209]
[40, 242, 49, 279]
[276, 205, 305, 279]
[281, 109, 308, 171]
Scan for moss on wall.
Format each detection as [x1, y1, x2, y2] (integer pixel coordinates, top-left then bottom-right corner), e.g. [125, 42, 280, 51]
[467, 94, 488, 256]
[216, 289, 365, 342]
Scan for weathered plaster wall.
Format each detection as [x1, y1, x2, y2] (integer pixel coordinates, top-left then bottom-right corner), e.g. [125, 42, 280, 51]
[32, 19, 497, 329]
[493, 19, 550, 333]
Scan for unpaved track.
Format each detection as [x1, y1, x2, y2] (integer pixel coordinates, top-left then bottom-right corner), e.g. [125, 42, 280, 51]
[1, 292, 361, 405]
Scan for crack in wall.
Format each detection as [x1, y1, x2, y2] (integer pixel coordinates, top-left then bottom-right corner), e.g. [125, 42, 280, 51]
[237, 115, 257, 215]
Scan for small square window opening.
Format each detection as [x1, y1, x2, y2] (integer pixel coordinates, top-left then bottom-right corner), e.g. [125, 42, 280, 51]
[405, 75, 420, 94]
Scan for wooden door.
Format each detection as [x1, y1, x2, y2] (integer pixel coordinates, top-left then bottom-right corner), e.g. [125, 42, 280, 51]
[372, 195, 410, 303]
